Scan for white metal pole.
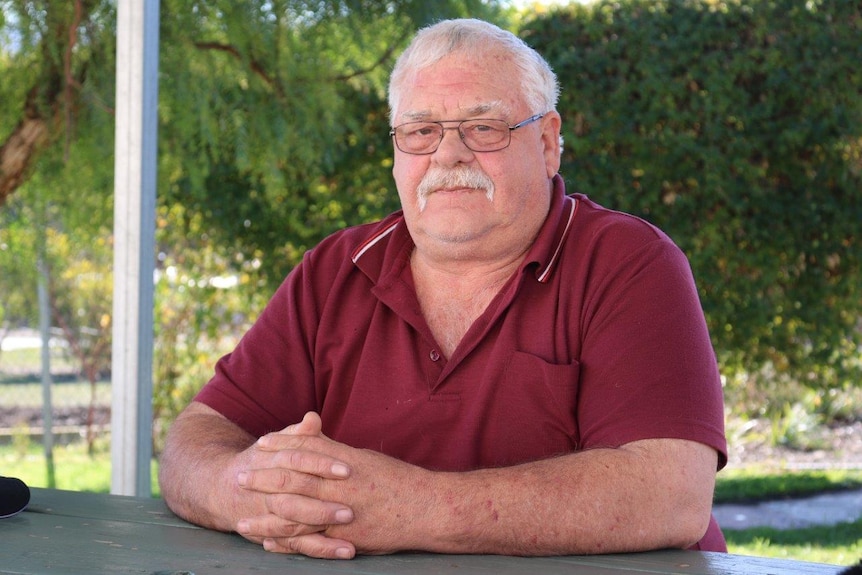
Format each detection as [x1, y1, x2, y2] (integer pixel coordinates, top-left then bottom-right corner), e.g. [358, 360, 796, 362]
[37, 255, 56, 488]
[111, 0, 160, 497]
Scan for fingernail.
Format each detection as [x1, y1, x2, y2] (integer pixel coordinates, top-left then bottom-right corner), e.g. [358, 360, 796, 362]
[237, 520, 249, 533]
[331, 463, 350, 477]
[335, 508, 354, 523]
[335, 547, 353, 559]
[237, 472, 248, 486]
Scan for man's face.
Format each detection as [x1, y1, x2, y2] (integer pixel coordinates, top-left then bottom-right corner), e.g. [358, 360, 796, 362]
[391, 51, 561, 255]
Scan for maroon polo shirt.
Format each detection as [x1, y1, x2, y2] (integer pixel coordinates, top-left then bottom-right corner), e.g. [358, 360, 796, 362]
[196, 175, 728, 550]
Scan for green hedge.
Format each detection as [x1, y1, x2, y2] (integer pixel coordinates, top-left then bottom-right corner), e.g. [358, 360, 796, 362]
[524, 0, 862, 398]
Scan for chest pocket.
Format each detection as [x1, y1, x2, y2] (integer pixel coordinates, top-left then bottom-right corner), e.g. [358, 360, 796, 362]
[471, 350, 581, 467]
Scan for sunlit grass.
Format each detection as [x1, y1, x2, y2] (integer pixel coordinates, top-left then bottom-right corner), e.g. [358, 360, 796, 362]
[1, 440, 159, 496]
[716, 467, 862, 503]
[724, 520, 862, 565]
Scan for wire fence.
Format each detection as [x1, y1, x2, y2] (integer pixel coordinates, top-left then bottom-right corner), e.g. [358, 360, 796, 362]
[0, 329, 111, 446]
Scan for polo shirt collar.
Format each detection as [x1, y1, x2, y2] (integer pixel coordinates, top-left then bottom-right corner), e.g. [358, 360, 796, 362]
[350, 212, 412, 286]
[524, 174, 578, 283]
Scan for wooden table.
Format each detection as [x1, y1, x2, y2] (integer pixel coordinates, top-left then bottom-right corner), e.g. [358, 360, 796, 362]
[0, 488, 843, 574]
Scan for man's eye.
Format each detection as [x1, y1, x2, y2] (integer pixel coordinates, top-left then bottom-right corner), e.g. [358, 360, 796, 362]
[404, 124, 439, 138]
[465, 123, 504, 136]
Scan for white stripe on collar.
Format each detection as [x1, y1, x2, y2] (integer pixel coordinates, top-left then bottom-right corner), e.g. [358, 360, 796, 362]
[537, 196, 578, 283]
[351, 221, 400, 264]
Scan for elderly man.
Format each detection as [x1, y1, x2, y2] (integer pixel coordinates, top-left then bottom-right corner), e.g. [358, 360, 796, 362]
[159, 18, 727, 560]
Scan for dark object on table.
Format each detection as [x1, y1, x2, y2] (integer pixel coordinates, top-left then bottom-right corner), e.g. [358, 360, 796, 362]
[0, 476, 30, 518]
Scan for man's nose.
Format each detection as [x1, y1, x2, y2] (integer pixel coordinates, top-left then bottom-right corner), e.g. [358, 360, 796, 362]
[434, 127, 474, 163]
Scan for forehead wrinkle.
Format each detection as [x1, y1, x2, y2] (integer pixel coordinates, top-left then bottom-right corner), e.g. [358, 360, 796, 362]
[398, 100, 511, 124]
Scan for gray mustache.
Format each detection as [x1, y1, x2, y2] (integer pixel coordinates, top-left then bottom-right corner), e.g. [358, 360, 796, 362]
[417, 168, 495, 210]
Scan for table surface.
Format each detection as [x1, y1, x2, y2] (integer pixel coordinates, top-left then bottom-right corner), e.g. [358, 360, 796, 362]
[0, 488, 844, 575]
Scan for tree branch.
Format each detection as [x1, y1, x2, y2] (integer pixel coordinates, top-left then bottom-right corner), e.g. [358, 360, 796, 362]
[327, 28, 412, 83]
[0, 1, 98, 206]
[194, 41, 286, 99]
[0, 89, 52, 207]
[194, 28, 411, 96]
[63, 0, 86, 161]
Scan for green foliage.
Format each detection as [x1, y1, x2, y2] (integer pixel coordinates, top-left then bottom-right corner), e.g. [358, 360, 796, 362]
[0, 204, 39, 328]
[151, 202, 270, 453]
[0, 184, 113, 377]
[715, 468, 862, 504]
[0, 1, 117, 203]
[1, 1, 117, 368]
[523, 0, 862, 399]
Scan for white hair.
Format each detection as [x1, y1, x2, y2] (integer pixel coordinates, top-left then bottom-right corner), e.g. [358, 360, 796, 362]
[388, 19, 560, 126]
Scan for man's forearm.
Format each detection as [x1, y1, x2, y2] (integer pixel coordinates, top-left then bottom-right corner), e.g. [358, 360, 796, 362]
[315, 437, 716, 556]
[416, 439, 715, 555]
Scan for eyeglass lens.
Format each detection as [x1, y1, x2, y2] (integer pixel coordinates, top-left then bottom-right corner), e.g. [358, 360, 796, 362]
[394, 119, 512, 154]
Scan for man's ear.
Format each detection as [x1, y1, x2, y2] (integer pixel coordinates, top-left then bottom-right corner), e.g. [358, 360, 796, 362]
[541, 111, 563, 178]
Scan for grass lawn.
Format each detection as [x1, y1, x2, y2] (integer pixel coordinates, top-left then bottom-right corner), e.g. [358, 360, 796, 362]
[1, 441, 160, 496]
[716, 467, 862, 565]
[715, 467, 862, 503]
[724, 520, 862, 565]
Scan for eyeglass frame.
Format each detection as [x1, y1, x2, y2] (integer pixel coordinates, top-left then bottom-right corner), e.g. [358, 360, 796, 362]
[389, 113, 546, 155]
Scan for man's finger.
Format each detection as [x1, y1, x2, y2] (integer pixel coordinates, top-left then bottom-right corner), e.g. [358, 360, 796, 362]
[236, 493, 353, 540]
[263, 533, 356, 560]
[238, 460, 348, 495]
[236, 513, 321, 541]
[254, 433, 350, 479]
[264, 491, 353, 527]
[276, 411, 323, 436]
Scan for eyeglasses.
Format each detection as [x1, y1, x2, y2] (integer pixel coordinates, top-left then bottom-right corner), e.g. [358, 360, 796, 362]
[389, 114, 545, 155]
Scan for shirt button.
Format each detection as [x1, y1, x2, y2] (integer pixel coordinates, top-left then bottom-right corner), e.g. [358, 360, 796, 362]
[429, 349, 441, 362]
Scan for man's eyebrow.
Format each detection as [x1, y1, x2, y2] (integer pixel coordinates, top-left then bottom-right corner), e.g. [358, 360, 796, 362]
[465, 101, 507, 117]
[400, 110, 433, 122]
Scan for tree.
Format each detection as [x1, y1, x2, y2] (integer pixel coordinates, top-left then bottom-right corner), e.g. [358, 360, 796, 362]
[0, 0, 117, 207]
[523, 0, 862, 402]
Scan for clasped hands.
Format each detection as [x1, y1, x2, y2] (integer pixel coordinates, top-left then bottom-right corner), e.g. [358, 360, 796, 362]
[232, 412, 420, 560]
